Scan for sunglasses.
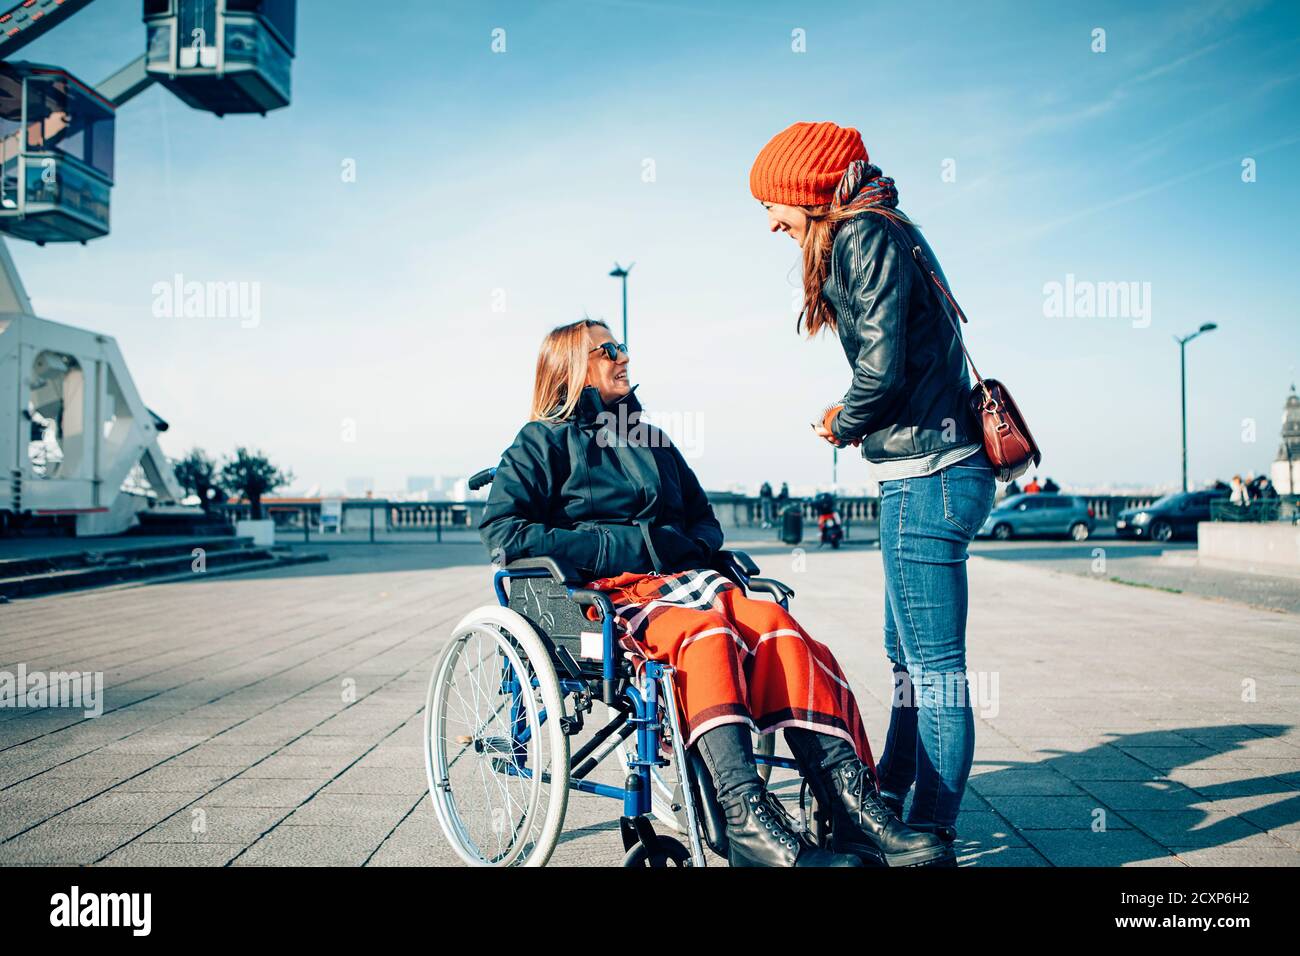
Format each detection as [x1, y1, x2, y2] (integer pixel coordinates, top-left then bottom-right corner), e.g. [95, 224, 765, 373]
[589, 342, 629, 362]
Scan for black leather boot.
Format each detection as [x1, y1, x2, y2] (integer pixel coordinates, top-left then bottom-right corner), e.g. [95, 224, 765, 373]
[816, 762, 954, 867]
[724, 788, 862, 868]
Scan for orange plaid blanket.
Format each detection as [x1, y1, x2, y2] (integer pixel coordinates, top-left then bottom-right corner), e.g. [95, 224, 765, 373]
[584, 568, 875, 772]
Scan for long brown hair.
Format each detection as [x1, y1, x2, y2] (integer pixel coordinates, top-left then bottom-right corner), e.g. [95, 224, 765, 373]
[529, 318, 609, 422]
[799, 206, 911, 338]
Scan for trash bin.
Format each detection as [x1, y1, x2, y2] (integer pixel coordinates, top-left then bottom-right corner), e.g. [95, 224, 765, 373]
[780, 504, 803, 545]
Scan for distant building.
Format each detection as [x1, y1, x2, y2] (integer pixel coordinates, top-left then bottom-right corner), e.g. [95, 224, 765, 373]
[407, 475, 438, 494]
[1272, 385, 1300, 494]
[345, 476, 374, 498]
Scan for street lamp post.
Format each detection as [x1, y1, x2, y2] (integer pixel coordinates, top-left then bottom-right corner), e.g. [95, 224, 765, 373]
[609, 262, 633, 347]
[1175, 322, 1217, 493]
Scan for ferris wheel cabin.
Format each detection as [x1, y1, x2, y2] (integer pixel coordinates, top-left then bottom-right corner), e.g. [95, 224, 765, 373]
[143, 0, 296, 116]
[0, 63, 114, 245]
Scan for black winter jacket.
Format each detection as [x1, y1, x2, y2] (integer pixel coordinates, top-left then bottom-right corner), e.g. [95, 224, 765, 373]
[478, 386, 724, 580]
[821, 210, 977, 461]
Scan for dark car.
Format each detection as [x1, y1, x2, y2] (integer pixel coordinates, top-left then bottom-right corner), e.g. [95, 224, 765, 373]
[1114, 490, 1228, 542]
[978, 493, 1096, 541]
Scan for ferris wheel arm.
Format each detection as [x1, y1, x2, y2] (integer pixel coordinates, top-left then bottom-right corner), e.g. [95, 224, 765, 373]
[97, 54, 156, 109]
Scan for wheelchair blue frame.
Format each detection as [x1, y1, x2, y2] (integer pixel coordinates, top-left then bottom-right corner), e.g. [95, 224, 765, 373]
[490, 564, 800, 829]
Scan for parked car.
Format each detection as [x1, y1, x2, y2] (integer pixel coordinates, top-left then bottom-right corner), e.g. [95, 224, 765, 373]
[1114, 490, 1229, 542]
[978, 493, 1096, 541]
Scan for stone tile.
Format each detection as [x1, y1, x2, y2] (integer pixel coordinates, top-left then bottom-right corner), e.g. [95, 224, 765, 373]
[238, 755, 348, 779]
[111, 765, 233, 793]
[139, 806, 288, 844]
[1109, 746, 1221, 773]
[958, 847, 1050, 867]
[950, 810, 1030, 849]
[1020, 828, 1178, 867]
[282, 792, 417, 828]
[56, 791, 205, 826]
[1172, 846, 1300, 866]
[0, 823, 141, 865]
[203, 777, 323, 808]
[1159, 767, 1290, 797]
[1046, 753, 1167, 782]
[1074, 780, 1202, 811]
[231, 825, 383, 866]
[320, 767, 427, 796]
[967, 767, 1085, 797]
[980, 794, 1131, 830]
[1124, 810, 1281, 849]
[99, 842, 244, 866]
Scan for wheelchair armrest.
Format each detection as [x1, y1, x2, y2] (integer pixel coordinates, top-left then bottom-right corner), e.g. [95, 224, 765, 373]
[504, 555, 583, 584]
[714, 548, 761, 578]
[569, 588, 614, 619]
[747, 577, 795, 603]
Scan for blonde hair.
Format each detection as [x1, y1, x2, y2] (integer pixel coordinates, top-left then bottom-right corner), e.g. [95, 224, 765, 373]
[529, 318, 609, 422]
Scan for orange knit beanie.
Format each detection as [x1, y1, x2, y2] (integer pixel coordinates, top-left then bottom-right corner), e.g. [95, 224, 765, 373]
[749, 121, 868, 206]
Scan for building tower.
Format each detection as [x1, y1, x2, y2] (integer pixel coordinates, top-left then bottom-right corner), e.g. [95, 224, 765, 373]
[1272, 384, 1300, 494]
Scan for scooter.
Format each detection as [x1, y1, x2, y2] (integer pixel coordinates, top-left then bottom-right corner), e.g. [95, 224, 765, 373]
[813, 492, 843, 549]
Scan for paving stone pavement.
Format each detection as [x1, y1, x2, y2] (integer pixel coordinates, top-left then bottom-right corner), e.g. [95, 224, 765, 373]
[1, 541, 1296, 867]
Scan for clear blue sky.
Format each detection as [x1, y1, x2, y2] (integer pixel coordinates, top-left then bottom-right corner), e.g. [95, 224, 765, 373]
[11, 0, 1300, 495]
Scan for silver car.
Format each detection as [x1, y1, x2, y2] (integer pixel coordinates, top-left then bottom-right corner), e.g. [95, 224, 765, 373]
[978, 493, 1096, 541]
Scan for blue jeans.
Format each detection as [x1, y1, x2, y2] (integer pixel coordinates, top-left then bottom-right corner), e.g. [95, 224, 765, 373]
[874, 447, 996, 829]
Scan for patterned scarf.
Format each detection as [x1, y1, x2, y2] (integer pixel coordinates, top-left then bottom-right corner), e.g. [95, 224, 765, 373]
[831, 159, 900, 215]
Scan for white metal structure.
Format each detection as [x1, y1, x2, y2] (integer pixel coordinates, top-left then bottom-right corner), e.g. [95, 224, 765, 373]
[0, 239, 183, 534]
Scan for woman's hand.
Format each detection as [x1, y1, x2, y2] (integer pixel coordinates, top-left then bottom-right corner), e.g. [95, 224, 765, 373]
[814, 405, 860, 448]
[813, 422, 843, 446]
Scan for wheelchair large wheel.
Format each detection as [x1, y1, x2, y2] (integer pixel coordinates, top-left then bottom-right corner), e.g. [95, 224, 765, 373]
[425, 606, 570, 867]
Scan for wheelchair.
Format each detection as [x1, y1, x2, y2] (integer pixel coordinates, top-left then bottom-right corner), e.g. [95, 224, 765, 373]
[423, 468, 823, 868]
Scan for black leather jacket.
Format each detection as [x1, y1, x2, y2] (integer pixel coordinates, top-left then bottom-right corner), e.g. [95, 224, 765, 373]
[479, 386, 724, 580]
[821, 210, 976, 461]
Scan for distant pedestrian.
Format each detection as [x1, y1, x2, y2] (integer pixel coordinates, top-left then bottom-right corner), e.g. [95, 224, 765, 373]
[1230, 475, 1251, 508]
[1255, 477, 1278, 500]
[759, 481, 774, 527]
[1005, 479, 1022, 496]
[1024, 476, 1042, 494]
[777, 482, 790, 506]
[1041, 477, 1060, 493]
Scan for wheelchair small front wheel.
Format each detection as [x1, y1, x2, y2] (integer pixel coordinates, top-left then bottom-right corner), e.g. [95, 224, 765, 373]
[425, 606, 570, 867]
[622, 835, 692, 868]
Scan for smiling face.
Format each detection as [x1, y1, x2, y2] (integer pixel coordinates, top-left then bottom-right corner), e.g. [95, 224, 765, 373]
[763, 202, 811, 244]
[584, 324, 631, 403]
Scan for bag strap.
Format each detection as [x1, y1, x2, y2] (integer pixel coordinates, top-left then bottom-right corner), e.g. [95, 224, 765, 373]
[874, 213, 986, 387]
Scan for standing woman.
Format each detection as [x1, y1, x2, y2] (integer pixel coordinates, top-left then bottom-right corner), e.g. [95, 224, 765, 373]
[748, 121, 998, 845]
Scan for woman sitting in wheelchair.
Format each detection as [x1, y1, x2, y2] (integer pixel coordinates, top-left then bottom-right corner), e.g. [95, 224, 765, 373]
[479, 318, 951, 868]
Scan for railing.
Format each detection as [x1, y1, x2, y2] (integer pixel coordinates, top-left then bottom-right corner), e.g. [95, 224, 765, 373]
[214, 491, 1188, 544]
[712, 492, 1163, 529]
[1210, 497, 1299, 524]
[218, 500, 491, 542]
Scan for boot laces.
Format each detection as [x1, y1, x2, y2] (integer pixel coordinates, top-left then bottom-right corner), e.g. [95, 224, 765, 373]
[748, 790, 802, 850]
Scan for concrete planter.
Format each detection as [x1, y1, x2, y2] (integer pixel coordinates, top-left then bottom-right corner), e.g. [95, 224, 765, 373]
[1196, 521, 1300, 578]
[235, 518, 275, 547]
